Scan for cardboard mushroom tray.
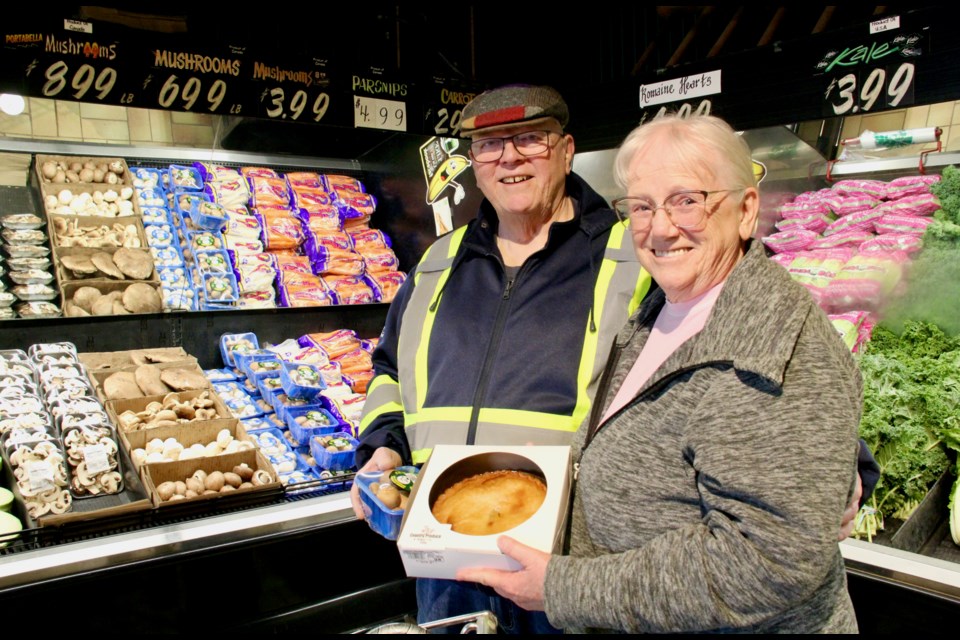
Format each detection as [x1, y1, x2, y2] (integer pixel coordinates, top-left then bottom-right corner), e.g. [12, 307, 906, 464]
[141, 448, 281, 509]
[89, 360, 208, 404]
[35, 154, 133, 190]
[54, 246, 159, 285]
[122, 418, 253, 468]
[49, 213, 146, 251]
[40, 181, 141, 220]
[105, 388, 232, 434]
[79, 346, 193, 372]
[60, 279, 163, 315]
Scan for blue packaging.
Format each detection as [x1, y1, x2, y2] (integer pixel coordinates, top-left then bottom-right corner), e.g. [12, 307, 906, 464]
[194, 249, 232, 274]
[219, 332, 259, 367]
[144, 223, 177, 249]
[279, 361, 326, 401]
[141, 206, 171, 226]
[310, 432, 358, 472]
[357, 465, 419, 540]
[236, 351, 282, 381]
[247, 427, 292, 458]
[286, 406, 341, 446]
[130, 166, 164, 191]
[257, 375, 285, 402]
[168, 164, 204, 191]
[191, 199, 229, 231]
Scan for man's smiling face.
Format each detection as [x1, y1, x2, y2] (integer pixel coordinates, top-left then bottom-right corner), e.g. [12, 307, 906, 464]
[470, 121, 573, 222]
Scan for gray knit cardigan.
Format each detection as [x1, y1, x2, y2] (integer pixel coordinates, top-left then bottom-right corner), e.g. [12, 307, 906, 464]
[544, 240, 862, 634]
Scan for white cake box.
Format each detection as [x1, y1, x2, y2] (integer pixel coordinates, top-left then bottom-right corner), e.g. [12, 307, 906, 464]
[396, 444, 571, 580]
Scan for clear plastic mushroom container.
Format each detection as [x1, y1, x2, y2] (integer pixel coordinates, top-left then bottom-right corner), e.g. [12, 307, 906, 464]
[61, 424, 124, 498]
[6, 439, 72, 519]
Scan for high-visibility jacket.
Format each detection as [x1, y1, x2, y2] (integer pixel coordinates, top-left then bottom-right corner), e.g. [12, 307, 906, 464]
[357, 173, 652, 466]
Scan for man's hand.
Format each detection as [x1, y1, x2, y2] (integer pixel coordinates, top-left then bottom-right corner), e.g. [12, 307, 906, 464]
[839, 473, 863, 541]
[456, 536, 550, 612]
[350, 446, 403, 520]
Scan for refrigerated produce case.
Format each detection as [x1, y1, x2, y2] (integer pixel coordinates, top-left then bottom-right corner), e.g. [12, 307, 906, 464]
[0, 140, 456, 632]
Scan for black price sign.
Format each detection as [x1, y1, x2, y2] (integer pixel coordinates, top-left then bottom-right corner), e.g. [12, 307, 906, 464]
[38, 58, 120, 102]
[2, 18, 471, 137]
[250, 57, 342, 124]
[141, 48, 245, 115]
[816, 30, 924, 117]
[422, 81, 483, 137]
[824, 61, 916, 116]
[13, 32, 129, 106]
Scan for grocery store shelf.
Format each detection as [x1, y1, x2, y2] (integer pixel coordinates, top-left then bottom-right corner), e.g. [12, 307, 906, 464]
[0, 139, 361, 173]
[0, 492, 354, 592]
[813, 151, 960, 179]
[842, 538, 960, 602]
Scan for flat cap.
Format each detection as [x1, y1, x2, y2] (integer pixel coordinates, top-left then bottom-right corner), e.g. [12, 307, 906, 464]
[460, 84, 569, 138]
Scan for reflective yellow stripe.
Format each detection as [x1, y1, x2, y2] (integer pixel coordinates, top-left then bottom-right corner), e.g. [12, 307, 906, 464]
[358, 375, 402, 434]
[405, 406, 576, 431]
[365, 374, 397, 396]
[570, 223, 627, 432]
[358, 399, 403, 434]
[412, 448, 432, 465]
[414, 227, 468, 412]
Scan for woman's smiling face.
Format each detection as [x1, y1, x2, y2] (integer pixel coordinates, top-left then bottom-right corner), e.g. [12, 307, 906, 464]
[624, 132, 759, 303]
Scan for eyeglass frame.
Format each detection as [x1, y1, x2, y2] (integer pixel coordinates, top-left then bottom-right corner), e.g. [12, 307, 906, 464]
[611, 188, 743, 230]
[468, 130, 562, 163]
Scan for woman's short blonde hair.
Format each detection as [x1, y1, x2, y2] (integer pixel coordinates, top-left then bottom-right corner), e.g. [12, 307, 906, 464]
[613, 114, 757, 193]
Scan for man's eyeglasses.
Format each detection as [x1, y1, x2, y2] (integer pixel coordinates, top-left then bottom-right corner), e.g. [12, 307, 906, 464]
[469, 130, 558, 163]
[612, 189, 741, 230]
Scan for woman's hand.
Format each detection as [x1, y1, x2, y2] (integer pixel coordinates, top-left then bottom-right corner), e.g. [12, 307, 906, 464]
[456, 536, 549, 612]
[349, 446, 403, 520]
[838, 473, 863, 541]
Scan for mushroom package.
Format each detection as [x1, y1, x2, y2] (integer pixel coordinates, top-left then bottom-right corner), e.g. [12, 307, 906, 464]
[62, 425, 123, 497]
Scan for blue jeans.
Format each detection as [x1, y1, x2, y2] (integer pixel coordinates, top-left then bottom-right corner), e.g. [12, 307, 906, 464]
[416, 577, 562, 634]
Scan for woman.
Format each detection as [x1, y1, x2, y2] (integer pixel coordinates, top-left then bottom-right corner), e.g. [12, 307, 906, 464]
[458, 114, 862, 633]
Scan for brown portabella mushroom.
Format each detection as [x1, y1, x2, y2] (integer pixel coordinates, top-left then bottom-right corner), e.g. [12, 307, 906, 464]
[113, 248, 154, 280]
[134, 364, 169, 396]
[90, 252, 125, 279]
[159, 368, 209, 391]
[90, 291, 121, 316]
[121, 283, 161, 313]
[60, 254, 99, 278]
[103, 371, 144, 400]
[72, 286, 103, 313]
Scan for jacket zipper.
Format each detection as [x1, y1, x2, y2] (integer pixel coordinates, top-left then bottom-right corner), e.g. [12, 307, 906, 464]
[465, 263, 519, 444]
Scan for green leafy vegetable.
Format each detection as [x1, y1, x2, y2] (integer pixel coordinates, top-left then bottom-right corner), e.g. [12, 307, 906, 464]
[856, 321, 959, 530]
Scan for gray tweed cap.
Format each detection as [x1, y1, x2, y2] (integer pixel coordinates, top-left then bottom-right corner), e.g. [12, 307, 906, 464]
[460, 84, 569, 138]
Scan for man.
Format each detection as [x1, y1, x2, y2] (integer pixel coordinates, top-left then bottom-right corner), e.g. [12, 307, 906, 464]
[350, 84, 872, 633]
[351, 84, 650, 634]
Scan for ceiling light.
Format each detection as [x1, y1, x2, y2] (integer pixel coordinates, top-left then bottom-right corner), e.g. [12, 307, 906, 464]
[0, 94, 26, 116]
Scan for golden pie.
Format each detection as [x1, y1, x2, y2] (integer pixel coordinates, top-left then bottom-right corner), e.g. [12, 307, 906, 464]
[431, 470, 546, 536]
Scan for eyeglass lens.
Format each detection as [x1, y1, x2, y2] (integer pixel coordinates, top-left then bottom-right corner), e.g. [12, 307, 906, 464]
[615, 191, 707, 228]
[470, 131, 552, 162]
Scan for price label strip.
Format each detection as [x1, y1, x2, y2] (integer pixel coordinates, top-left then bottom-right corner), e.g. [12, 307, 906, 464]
[354, 96, 407, 132]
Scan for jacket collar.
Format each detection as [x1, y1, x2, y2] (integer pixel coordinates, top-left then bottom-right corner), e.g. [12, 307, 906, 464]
[629, 240, 810, 387]
[466, 172, 617, 252]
